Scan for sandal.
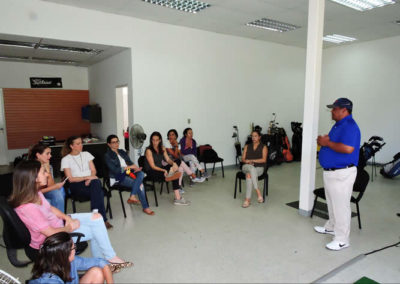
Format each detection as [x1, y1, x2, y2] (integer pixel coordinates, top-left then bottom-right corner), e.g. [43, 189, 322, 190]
[109, 261, 133, 269]
[109, 264, 121, 274]
[258, 196, 264, 203]
[242, 200, 250, 208]
[127, 198, 140, 205]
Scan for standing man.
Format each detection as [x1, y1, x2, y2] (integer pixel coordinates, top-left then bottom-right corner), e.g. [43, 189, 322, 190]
[315, 98, 361, 251]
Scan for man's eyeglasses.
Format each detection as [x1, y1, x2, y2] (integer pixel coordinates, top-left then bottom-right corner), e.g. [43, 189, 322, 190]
[110, 140, 120, 144]
[71, 245, 76, 251]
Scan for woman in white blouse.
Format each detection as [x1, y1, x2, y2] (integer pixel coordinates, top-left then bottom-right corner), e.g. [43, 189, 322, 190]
[61, 136, 112, 229]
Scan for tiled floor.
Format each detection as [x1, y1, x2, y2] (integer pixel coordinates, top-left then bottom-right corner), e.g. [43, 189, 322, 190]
[1, 162, 399, 283]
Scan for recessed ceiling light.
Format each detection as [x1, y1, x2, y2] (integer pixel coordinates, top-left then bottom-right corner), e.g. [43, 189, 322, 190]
[330, 0, 395, 11]
[142, 0, 210, 14]
[246, 18, 300, 33]
[323, 34, 357, 43]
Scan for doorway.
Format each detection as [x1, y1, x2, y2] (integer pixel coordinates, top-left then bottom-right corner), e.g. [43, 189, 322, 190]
[0, 89, 9, 165]
[115, 86, 129, 151]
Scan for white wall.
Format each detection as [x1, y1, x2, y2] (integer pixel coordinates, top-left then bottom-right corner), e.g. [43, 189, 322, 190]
[0, 60, 88, 162]
[0, 61, 88, 89]
[0, 0, 307, 165]
[88, 49, 132, 140]
[320, 35, 400, 163]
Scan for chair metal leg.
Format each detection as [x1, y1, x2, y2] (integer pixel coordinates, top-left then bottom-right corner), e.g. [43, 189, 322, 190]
[153, 185, 158, 207]
[239, 178, 242, 193]
[72, 200, 76, 213]
[265, 174, 269, 196]
[166, 182, 170, 194]
[234, 176, 238, 199]
[160, 182, 163, 195]
[310, 196, 318, 218]
[106, 194, 112, 219]
[212, 162, 216, 175]
[356, 202, 362, 229]
[263, 177, 267, 203]
[119, 190, 127, 218]
[221, 161, 225, 178]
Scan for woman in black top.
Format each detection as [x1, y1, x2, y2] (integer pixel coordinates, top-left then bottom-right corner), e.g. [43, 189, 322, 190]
[241, 130, 267, 208]
[144, 132, 190, 206]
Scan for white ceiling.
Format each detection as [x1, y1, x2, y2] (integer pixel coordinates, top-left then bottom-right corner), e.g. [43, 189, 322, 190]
[42, 0, 400, 48]
[1, 0, 399, 66]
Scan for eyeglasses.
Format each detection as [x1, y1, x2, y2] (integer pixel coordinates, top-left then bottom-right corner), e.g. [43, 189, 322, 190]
[110, 140, 120, 144]
[71, 245, 76, 251]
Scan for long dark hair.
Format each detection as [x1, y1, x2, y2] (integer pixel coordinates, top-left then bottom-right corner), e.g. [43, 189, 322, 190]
[148, 131, 163, 154]
[9, 160, 41, 208]
[31, 232, 73, 282]
[61, 136, 81, 157]
[28, 144, 50, 161]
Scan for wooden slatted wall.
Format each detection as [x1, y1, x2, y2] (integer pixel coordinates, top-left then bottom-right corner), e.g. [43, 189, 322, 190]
[3, 88, 91, 149]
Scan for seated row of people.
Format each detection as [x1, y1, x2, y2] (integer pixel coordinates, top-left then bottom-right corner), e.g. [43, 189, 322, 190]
[10, 160, 131, 283]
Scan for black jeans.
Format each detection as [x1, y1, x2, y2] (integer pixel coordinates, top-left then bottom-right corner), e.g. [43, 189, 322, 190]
[146, 159, 181, 190]
[69, 179, 107, 221]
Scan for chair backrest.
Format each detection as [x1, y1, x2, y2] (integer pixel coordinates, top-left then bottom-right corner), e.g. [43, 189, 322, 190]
[234, 143, 242, 156]
[138, 155, 146, 169]
[0, 196, 37, 266]
[352, 169, 369, 201]
[0, 172, 13, 198]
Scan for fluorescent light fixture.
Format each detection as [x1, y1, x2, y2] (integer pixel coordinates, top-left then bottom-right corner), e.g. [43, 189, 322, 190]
[246, 18, 300, 32]
[323, 34, 357, 43]
[330, 0, 395, 11]
[0, 54, 78, 65]
[142, 0, 210, 13]
[0, 39, 102, 54]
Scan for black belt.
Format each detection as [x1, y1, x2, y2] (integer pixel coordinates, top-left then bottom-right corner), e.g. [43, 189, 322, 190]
[323, 164, 354, 171]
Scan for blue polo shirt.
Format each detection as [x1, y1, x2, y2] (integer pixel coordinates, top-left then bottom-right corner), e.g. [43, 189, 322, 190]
[319, 114, 361, 169]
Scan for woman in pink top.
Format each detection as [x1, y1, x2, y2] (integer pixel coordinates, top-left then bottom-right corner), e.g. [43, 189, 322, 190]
[9, 160, 132, 271]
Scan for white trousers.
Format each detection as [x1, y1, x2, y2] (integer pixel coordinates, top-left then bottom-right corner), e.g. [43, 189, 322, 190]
[323, 166, 357, 244]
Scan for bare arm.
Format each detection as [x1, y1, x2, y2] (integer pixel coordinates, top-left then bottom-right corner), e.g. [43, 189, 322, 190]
[89, 160, 97, 176]
[241, 145, 249, 163]
[163, 147, 174, 165]
[145, 149, 167, 173]
[64, 168, 91, 183]
[317, 135, 354, 154]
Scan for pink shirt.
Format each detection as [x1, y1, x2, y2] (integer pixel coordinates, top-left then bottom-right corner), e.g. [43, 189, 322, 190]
[15, 192, 64, 249]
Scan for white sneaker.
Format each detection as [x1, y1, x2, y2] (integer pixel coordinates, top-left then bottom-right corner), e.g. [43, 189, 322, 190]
[192, 177, 206, 183]
[326, 240, 349, 251]
[174, 198, 191, 206]
[314, 226, 335, 236]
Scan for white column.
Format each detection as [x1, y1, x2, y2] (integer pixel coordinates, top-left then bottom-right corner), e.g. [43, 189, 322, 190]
[299, 0, 325, 216]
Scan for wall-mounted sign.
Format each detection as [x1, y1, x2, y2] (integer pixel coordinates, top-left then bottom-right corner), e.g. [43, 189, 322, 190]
[30, 77, 63, 88]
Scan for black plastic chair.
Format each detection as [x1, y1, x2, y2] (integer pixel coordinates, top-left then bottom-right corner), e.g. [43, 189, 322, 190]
[233, 166, 269, 202]
[0, 197, 87, 267]
[138, 156, 159, 207]
[310, 169, 370, 229]
[234, 143, 242, 167]
[197, 147, 225, 178]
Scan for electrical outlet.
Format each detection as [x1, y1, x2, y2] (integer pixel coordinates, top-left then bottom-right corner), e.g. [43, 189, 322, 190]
[187, 118, 191, 124]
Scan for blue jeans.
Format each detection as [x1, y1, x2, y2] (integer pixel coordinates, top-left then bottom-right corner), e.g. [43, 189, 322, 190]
[44, 187, 65, 213]
[70, 212, 116, 260]
[119, 171, 149, 209]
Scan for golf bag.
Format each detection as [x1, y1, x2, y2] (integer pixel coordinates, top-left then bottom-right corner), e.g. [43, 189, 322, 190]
[380, 152, 400, 178]
[291, 122, 302, 161]
[358, 136, 385, 169]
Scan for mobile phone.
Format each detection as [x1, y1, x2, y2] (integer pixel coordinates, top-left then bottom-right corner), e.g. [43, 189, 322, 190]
[62, 177, 69, 183]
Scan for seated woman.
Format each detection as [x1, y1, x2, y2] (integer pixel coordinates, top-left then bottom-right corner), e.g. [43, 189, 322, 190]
[241, 130, 268, 208]
[29, 232, 113, 284]
[166, 129, 205, 190]
[104, 134, 154, 216]
[179, 128, 210, 179]
[28, 144, 65, 212]
[144, 131, 190, 206]
[61, 136, 112, 229]
[10, 160, 132, 270]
